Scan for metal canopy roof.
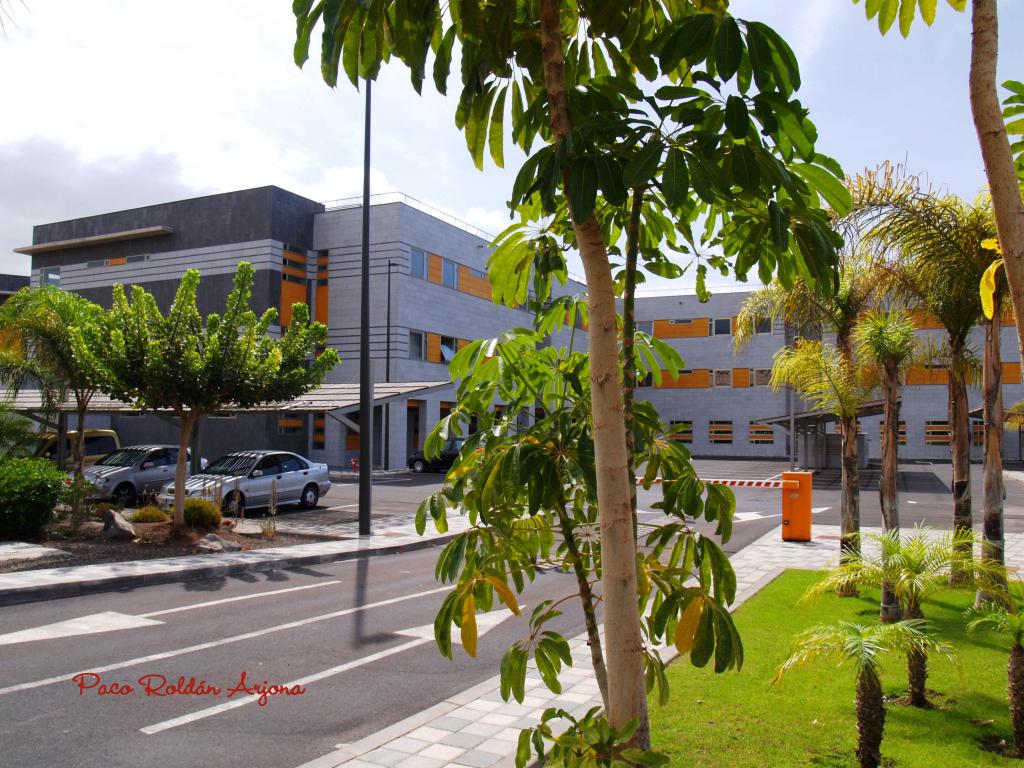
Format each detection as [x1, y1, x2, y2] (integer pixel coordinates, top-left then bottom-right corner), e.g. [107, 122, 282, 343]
[753, 398, 893, 430]
[2, 381, 452, 416]
[14, 225, 174, 255]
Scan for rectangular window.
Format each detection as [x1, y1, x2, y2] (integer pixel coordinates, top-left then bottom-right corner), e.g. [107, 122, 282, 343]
[755, 317, 772, 334]
[442, 258, 458, 289]
[126, 254, 148, 264]
[709, 420, 733, 444]
[317, 278, 328, 287]
[972, 418, 984, 447]
[470, 267, 486, 279]
[410, 248, 426, 280]
[669, 420, 694, 443]
[86, 259, 106, 269]
[635, 320, 654, 336]
[44, 267, 60, 287]
[282, 273, 306, 284]
[752, 368, 772, 387]
[638, 371, 653, 388]
[711, 369, 732, 387]
[749, 423, 774, 445]
[711, 318, 732, 336]
[925, 420, 951, 446]
[440, 335, 457, 362]
[409, 330, 426, 360]
[880, 420, 908, 445]
[669, 319, 692, 325]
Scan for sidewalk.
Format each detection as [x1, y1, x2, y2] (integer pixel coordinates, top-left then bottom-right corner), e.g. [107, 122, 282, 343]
[0, 513, 469, 607]
[299, 524, 1024, 768]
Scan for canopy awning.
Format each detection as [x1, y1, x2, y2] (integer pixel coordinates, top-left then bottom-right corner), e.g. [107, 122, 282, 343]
[753, 398, 894, 431]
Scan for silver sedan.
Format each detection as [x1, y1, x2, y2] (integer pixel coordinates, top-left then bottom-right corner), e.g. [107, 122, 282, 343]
[156, 450, 331, 515]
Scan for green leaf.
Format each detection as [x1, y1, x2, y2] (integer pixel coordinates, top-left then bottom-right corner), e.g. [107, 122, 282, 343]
[568, 157, 599, 223]
[919, 0, 938, 25]
[488, 86, 507, 169]
[661, 148, 689, 207]
[730, 145, 760, 191]
[432, 26, 455, 95]
[594, 156, 627, 206]
[658, 14, 716, 73]
[768, 200, 789, 250]
[725, 96, 749, 139]
[622, 141, 664, 188]
[793, 162, 852, 215]
[899, 0, 916, 36]
[714, 17, 743, 81]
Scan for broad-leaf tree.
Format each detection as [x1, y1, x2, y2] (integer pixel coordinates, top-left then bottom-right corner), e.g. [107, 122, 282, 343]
[73, 262, 339, 528]
[852, 0, 1024, 383]
[292, 1, 848, 744]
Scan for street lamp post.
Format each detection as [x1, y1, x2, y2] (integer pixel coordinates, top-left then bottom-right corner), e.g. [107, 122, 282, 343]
[358, 78, 373, 537]
[384, 260, 393, 470]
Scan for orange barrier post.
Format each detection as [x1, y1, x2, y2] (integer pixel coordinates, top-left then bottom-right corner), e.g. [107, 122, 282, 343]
[781, 471, 812, 542]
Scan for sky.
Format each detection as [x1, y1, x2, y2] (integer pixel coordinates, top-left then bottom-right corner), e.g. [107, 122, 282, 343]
[0, 0, 1021, 291]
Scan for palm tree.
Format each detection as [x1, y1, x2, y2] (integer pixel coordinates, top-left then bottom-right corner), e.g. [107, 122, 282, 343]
[0, 287, 107, 477]
[854, 307, 919, 621]
[0, 404, 38, 456]
[967, 603, 1024, 756]
[770, 339, 874, 575]
[847, 164, 1000, 579]
[805, 526, 1004, 707]
[737, 253, 878, 564]
[773, 620, 951, 768]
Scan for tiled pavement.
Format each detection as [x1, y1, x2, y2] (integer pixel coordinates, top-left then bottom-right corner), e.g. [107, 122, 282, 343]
[300, 523, 1024, 768]
[233, 508, 416, 539]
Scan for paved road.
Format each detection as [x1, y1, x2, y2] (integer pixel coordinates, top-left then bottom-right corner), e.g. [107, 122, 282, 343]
[2, 459, 1022, 768]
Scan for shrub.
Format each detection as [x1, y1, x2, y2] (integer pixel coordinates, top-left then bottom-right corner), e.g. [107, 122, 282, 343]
[184, 497, 221, 529]
[0, 457, 67, 540]
[133, 506, 169, 524]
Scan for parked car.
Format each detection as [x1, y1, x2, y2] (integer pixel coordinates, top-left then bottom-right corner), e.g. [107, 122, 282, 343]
[35, 429, 120, 469]
[156, 450, 331, 515]
[407, 438, 465, 473]
[83, 445, 204, 507]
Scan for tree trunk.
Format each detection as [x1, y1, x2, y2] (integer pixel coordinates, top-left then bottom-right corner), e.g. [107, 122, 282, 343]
[879, 363, 901, 623]
[969, 0, 1024, 375]
[979, 305, 1007, 606]
[904, 602, 929, 707]
[839, 413, 861, 597]
[1010, 644, 1024, 757]
[174, 410, 197, 529]
[623, 190, 642, 535]
[74, 398, 88, 479]
[538, 0, 649, 746]
[855, 668, 885, 768]
[949, 342, 973, 585]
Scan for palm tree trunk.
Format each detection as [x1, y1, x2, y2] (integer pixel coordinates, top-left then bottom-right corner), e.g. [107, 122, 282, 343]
[173, 410, 197, 530]
[879, 364, 901, 622]
[839, 414, 861, 597]
[904, 602, 929, 707]
[623, 190, 642, 535]
[969, 0, 1024, 374]
[856, 668, 885, 768]
[979, 307, 1007, 606]
[1010, 643, 1024, 757]
[949, 342, 973, 586]
[539, 0, 648, 746]
[74, 393, 90, 479]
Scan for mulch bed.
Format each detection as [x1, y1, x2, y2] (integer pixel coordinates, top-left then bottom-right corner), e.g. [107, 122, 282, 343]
[0, 518, 334, 574]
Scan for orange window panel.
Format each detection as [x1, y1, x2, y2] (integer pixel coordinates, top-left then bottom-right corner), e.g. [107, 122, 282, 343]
[731, 368, 750, 388]
[108, 256, 127, 266]
[906, 365, 948, 386]
[731, 316, 739, 335]
[669, 421, 693, 443]
[972, 420, 984, 447]
[1003, 362, 1022, 385]
[317, 255, 329, 267]
[427, 332, 442, 363]
[653, 319, 709, 339]
[458, 265, 492, 300]
[879, 421, 907, 445]
[909, 309, 945, 330]
[283, 249, 308, 264]
[346, 432, 360, 450]
[428, 254, 443, 284]
[315, 285, 329, 325]
[283, 264, 307, 279]
[925, 421, 951, 446]
[709, 420, 733, 444]
[749, 423, 774, 445]
[277, 417, 304, 429]
[659, 369, 709, 388]
[280, 278, 307, 327]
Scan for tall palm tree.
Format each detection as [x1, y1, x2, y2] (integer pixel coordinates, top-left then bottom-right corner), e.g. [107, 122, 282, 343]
[805, 526, 1004, 707]
[0, 287, 107, 477]
[854, 307, 919, 621]
[773, 620, 951, 768]
[967, 603, 1024, 756]
[847, 164, 999, 579]
[770, 340, 874, 573]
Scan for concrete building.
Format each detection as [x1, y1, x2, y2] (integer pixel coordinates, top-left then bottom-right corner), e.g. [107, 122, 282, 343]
[16, 186, 1024, 468]
[0, 273, 29, 304]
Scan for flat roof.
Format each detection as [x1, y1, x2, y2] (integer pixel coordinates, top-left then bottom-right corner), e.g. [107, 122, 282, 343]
[15, 226, 174, 255]
[3, 381, 451, 416]
[753, 399, 892, 429]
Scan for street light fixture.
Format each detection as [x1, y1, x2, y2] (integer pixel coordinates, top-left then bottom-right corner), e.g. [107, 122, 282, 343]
[358, 78, 373, 537]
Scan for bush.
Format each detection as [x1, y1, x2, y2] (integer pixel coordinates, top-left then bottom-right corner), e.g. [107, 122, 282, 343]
[133, 506, 169, 523]
[184, 497, 221, 529]
[0, 457, 67, 540]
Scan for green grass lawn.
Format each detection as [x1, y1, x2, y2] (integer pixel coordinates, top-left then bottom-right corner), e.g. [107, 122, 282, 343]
[649, 570, 1017, 767]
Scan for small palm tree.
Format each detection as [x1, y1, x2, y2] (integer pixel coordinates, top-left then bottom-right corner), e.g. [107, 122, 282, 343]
[805, 526, 1005, 706]
[967, 603, 1024, 756]
[854, 308, 919, 621]
[773, 620, 951, 768]
[0, 404, 37, 456]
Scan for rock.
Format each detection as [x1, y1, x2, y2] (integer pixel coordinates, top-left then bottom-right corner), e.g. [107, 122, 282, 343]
[101, 509, 136, 541]
[197, 533, 240, 554]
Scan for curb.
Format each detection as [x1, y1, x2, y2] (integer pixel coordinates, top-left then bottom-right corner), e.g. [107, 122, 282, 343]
[0, 533, 458, 608]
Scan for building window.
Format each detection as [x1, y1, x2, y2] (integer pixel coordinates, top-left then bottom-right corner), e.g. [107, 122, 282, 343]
[442, 258, 458, 289]
[43, 267, 60, 287]
[86, 259, 106, 269]
[469, 266, 486, 279]
[126, 254, 148, 264]
[925, 420, 951, 446]
[752, 368, 772, 387]
[635, 320, 654, 336]
[749, 423, 774, 445]
[710, 318, 732, 336]
[638, 371, 653, 388]
[669, 319, 692, 325]
[711, 369, 732, 387]
[409, 330, 426, 360]
[282, 273, 306, 284]
[972, 418, 984, 447]
[440, 335, 457, 362]
[669, 420, 693, 443]
[755, 317, 772, 334]
[880, 420, 907, 445]
[317, 278, 328, 286]
[709, 420, 733, 444]
[410, 248, 426, 280]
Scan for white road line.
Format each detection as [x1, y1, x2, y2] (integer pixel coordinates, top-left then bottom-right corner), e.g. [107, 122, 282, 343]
[0, 612, 163, 646]
[0, 585, 450, 697]
[139, 609, 515, 735]
[138, 581, 341, 618]
[324, 504, 358, 511]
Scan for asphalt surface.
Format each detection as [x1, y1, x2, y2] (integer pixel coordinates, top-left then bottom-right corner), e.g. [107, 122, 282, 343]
[2, 459, 1022, 768]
